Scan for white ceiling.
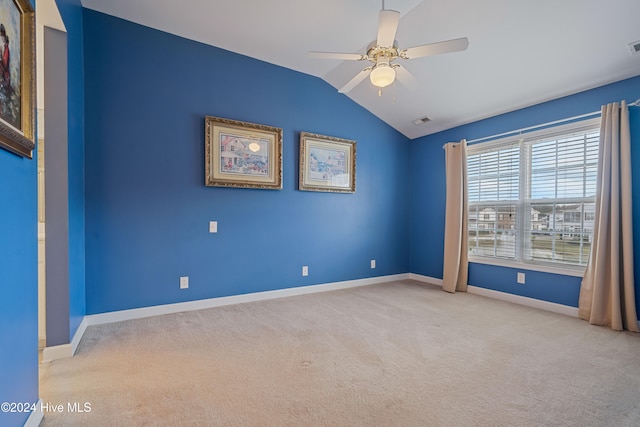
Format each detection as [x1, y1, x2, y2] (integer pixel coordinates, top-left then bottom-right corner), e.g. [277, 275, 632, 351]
[80, 0, 640, 140]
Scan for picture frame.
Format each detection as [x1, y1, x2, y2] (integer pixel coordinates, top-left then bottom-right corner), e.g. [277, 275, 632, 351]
[299, 132, 356, 193]
[0, 0, 34, 159]
[205, 116, 282, 190]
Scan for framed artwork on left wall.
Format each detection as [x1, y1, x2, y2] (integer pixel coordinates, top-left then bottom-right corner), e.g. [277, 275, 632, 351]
[205, 116, 283, 190]
[299, 132, 356, 193]
[0, 0, 35, 159]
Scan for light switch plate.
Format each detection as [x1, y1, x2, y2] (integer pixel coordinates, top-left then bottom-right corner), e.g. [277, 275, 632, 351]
[370, 259, 376, 269]
[209, 221, 218, 233]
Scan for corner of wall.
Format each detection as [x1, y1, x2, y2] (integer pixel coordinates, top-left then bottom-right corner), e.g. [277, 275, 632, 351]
[42, 316, 87, 362]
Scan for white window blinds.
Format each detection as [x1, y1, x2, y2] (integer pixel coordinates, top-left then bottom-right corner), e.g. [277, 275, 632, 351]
[467, 119, 600, 269]
[525, 128, 599, 265]
[468, 142, 520, 259]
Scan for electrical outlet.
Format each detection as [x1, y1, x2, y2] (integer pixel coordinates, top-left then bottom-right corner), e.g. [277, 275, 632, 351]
[302, 266, 308, 277]
[209, 221, 218, 233]
[370, 259, 376, 269]
[517, 272, 525, 284]
[180, 276, 189, 289]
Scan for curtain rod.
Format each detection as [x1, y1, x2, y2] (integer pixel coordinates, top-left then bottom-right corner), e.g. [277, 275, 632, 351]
[443, 98, 640, 148]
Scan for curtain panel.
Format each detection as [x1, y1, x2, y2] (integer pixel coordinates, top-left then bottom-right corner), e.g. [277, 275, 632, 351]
[442, 140, 468, 293]
[578, 101, 639, 332]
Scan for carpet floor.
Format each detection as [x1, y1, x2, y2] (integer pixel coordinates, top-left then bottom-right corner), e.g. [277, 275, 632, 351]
[39, 280, 640, 426]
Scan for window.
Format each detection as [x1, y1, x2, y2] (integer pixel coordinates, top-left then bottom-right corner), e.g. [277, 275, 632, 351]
[467, 119, 599, 271]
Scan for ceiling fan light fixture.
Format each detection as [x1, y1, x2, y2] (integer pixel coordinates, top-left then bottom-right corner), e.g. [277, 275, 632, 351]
[370, 62, 396, 88]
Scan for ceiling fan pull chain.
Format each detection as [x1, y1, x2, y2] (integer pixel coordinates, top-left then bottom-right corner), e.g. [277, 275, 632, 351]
[393, 80, 397, 104]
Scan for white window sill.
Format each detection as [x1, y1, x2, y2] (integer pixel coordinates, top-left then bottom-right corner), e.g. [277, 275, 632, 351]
[468, 256, 586, 278]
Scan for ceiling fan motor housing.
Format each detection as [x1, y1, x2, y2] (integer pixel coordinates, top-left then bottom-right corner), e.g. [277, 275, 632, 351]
[366, 41, 400, 64]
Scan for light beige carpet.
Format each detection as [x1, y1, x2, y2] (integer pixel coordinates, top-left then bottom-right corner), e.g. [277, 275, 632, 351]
[39, 280, 640, 426]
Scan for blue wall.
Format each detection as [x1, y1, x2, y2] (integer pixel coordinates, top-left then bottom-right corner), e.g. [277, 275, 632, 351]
[410, 76, 640, 314]
[0, 4, 37, 427]
[56, 0, 86, 342]
[83, 11, 411, 314]
[0, 153, 38, 426]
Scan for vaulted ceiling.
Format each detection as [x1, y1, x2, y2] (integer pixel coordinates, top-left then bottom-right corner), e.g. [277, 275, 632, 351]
[80, 0, 640, 139]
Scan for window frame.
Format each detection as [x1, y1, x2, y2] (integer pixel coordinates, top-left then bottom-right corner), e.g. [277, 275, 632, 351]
[466, 118, 600, 276]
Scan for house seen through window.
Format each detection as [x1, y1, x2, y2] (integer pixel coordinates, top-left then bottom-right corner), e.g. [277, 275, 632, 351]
[467, 118, 600, 270]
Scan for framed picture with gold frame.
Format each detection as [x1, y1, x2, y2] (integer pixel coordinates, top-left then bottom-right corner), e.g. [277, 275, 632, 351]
[0, 0, 35, 158]
[205, 116, 283, 190]
[299, 132, 356, 193]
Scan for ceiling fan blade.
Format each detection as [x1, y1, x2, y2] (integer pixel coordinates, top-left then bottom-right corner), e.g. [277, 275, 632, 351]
[402, 37, 469, 59]
[338, 68, 371, 93]
[308, 51, 366, 61]
[394, 65, 418, 89]
[377, 9, 400, 48]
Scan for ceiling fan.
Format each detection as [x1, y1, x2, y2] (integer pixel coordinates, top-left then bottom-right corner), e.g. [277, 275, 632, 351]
[308, 1, 469, 93]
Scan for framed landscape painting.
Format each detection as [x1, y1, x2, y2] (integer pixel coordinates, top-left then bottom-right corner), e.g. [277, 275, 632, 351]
[0, 0, 34, 158]
[205, 116, 283, 189]
[299, 132, 356, 193]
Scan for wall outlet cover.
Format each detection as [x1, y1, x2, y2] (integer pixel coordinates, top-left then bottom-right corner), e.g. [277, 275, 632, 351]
[180, 276, 189, 289]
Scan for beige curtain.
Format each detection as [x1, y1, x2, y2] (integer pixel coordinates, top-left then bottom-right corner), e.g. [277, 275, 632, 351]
[442, 140, 468, 293]
[578, 101, 639, 332]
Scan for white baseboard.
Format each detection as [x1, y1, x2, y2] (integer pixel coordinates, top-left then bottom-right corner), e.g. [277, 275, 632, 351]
[408, 273, 443, 287]
[42, 316, 90, 362]
[85, 273, 411, 327]
[467, 285, 579, 317]
[42, 343, 72, 363]
[408, 273, 579, 318]
[71, 316, 89, 354]
[23, 399, 43, 427]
